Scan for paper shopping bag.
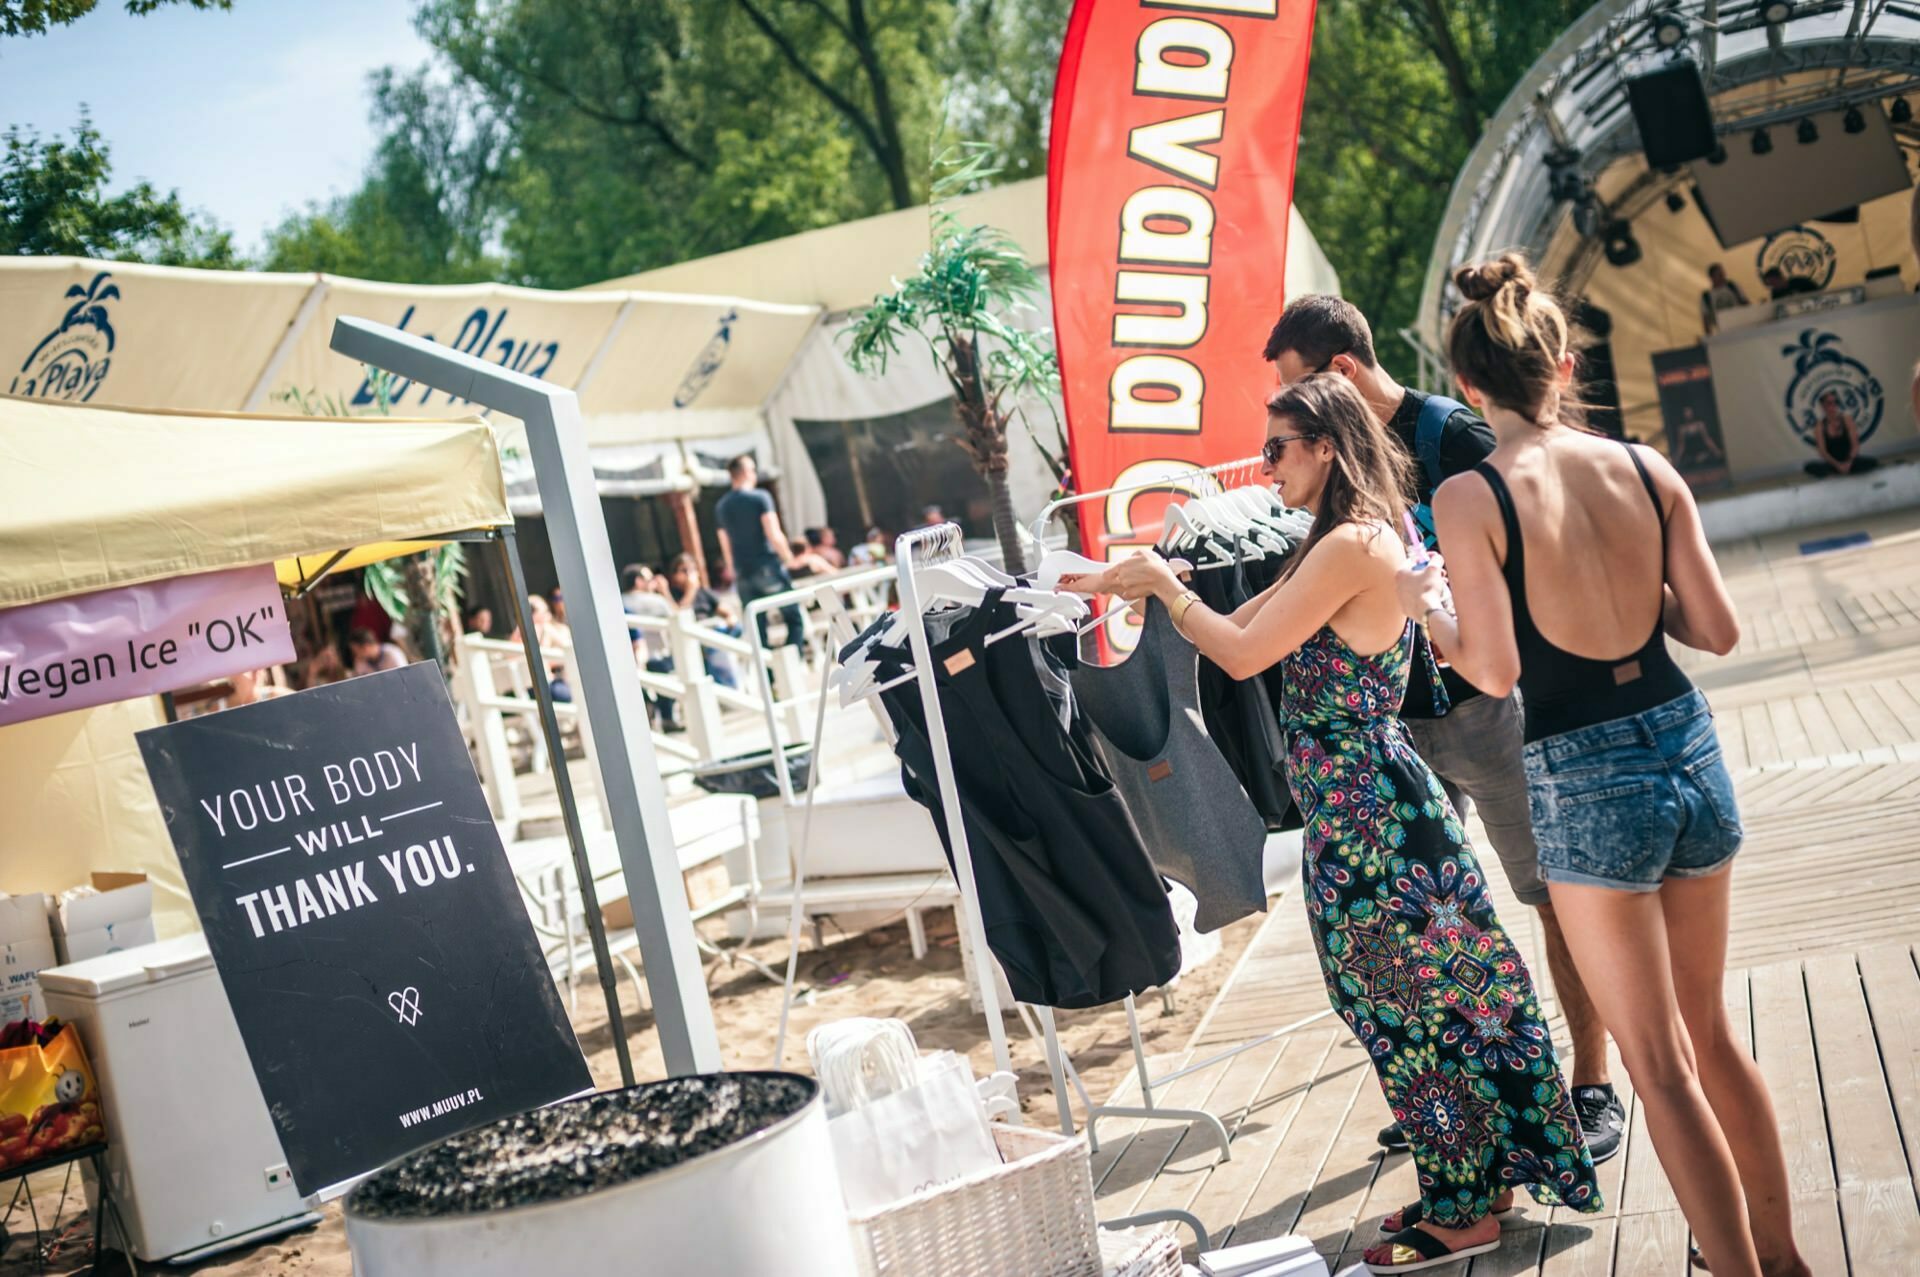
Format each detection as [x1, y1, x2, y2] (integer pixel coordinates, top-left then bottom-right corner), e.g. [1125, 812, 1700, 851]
[827, 1053, 1001, 1213]
[0, 1021, 105, 1171]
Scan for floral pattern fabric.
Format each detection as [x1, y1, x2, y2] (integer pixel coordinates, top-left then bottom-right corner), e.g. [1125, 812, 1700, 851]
[1281, 624, 1602, 1226]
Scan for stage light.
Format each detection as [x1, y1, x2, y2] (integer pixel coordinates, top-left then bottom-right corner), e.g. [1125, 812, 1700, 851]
[1761, 1, 1794, 25]
[1797, 117, 1819, 145]
[1573, 199, 1604, 239]
[1844, 106, 1867, 134]
[1707, 143, 1729, 165]
[1547, 149, 1587, 203]
[1893, 98, 1914, 126]
[1666, 190, 1688, 214]
[1652, 13, 1687, 48]
[1603, 221, 1643, 268]
[1752, 127, 1773, 155]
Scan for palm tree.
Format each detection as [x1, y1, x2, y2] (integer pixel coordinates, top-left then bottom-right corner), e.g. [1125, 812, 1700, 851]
[843, 146, 1064, 575]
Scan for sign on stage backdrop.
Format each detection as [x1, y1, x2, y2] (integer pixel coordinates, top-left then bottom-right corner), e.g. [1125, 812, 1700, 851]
[0, 565, 294, 728]
[1652, 347, 1730, 492]
[1705, 292, 1920, 483]
[137, 664, 591, 1196]
[1049, 0, 1317, 650]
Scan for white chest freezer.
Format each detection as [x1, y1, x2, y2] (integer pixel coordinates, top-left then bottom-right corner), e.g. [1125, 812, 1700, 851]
[39, 934, 320, 1263]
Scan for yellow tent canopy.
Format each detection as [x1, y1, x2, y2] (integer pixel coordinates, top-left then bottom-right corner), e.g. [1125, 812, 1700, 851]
[0, 396, 510, 608]
[0, 395, 512, 939]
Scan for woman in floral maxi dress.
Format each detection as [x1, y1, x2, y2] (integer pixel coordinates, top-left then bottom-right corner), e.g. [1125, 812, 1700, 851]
[1080, 374, 1600, 1273]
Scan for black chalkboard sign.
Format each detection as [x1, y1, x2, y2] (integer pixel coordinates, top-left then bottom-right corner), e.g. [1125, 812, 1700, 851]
[137, 663, 592, 1195]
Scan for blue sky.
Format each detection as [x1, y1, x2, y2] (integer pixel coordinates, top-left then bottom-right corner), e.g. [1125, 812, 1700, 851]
[0, 0, 435, 255]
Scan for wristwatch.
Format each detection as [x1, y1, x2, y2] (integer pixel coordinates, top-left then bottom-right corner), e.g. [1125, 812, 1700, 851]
[1170, 590, 1203, 631]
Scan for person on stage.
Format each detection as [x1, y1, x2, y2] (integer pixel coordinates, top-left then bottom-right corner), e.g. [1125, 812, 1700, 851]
[1397, 253, 1809, 1277]
[1077, 375, 1600, 1274]
[1804, 390, 1876, 478]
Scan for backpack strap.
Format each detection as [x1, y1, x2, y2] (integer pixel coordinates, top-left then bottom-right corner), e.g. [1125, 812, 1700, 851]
[1408, 394, 1467, 552]
[1414, 394, 1466, 492]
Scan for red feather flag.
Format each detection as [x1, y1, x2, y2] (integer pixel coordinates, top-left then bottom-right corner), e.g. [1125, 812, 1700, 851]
[1048, 0, 1317, 650]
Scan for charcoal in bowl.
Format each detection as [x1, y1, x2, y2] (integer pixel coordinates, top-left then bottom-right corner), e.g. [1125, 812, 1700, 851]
[347, 1072, 816, 1219]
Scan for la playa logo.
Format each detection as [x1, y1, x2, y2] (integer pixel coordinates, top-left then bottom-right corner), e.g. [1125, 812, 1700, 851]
[1781, 329, 1882, 450]
[673, 308, 737, 408]
[9, 272, 119, 403]
[1756, 225, 1838, 292]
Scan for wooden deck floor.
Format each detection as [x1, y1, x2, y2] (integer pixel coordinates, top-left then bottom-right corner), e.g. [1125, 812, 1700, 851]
[1094, 514, 1920, 1273]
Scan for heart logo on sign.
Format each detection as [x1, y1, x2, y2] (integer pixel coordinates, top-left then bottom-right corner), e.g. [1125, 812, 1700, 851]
[388, 987, 424, 1026]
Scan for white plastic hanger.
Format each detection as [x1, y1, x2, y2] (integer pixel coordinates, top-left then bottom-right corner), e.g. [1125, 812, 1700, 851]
[1162, 503, 1235, 563]
[1033, 548, 1110, 592]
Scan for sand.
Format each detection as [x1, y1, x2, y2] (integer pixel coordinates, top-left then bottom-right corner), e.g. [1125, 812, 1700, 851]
[0, 905, 1265, 1276]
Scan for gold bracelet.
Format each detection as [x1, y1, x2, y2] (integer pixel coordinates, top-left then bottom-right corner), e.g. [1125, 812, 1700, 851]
[1169, 590, 1203, 631]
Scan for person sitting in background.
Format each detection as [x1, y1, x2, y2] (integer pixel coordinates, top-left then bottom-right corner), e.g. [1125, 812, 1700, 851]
[667, 553, 739, 688]
[348, 627, 407, 677]
[916, 503, 956, 534]
[463, 605, 493, 638]
[549, 587, 568, 626]
[514, 594, 572, 702]
[804, 526, 845, 569]
[621, 563, 679, 728]
[787, 538, 837, 579]
[848, 526, 890, 567]
[1805, 389, 1877, 478]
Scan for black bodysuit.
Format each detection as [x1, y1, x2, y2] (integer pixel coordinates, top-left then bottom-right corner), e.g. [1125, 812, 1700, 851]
[1473, 444, 1694, 743]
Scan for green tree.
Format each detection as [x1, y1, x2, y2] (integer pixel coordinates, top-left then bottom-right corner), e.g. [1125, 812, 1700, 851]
[250, 1, 1071, 290]
[262, 67, 504, 283]
[0, 110, 237, 265]
[0, 0, 229, 38]
[1294, 1, 1585, 379]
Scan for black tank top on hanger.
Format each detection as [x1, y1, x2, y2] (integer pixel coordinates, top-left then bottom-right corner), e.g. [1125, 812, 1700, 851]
[875, 591, 1182, 1009]
[1189, 537, 1301, 831]
[1072, 596, 1268, 933]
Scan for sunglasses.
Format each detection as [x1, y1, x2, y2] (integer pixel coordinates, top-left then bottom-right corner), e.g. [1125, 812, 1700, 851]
[1261, 433, 1313, 465]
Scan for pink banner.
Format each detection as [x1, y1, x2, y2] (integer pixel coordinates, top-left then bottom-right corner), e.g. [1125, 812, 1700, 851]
[0, 565, 295, 727]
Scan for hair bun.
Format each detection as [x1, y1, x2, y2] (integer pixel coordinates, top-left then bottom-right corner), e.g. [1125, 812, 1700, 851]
[1452, 253, 1533, 304]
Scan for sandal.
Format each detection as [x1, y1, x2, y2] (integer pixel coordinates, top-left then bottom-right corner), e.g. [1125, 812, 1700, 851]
[1377, 1199, 1513, 1235]
[1365, 1226, 1501, 1273]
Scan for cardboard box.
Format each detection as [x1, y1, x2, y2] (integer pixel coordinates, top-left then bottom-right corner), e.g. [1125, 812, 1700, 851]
[50, 873, 156, 965]
[0, 893, 55, 1026]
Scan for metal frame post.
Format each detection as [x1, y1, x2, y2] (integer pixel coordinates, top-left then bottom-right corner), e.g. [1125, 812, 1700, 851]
[330, 315, 722, 1075]
[497, 528, 637, 1086]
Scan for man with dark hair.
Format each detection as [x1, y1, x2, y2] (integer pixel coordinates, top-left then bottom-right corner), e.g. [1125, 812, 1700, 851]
[715, 454, 807, 648]
[1265, 296, 1624, 1163]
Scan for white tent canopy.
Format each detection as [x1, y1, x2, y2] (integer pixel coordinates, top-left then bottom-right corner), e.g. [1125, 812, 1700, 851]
[597, 178, 1343, 527]
[2, 178, 1341, 530]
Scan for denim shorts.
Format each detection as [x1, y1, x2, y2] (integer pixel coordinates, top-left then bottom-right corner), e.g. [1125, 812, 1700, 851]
[1521, 689, 1742, 893]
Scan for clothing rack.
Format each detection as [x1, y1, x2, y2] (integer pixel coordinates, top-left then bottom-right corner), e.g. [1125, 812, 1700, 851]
[1026, 459, 1336, 1163]
[887, 523, 1214, 1242]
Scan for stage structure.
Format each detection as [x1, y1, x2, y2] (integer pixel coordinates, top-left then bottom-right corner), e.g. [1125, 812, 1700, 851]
[1415, 0, 1920, 490]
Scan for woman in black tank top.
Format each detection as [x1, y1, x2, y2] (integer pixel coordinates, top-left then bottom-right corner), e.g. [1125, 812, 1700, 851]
[1394, 256, 1810, 1277]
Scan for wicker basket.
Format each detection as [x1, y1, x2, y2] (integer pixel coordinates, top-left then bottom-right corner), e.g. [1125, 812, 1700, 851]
[1097, 1227, 1185, 1277]
[846, 1123, 1101, 1277]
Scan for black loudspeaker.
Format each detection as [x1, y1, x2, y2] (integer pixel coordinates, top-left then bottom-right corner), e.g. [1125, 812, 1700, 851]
[1626, 61, 1717, 167]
